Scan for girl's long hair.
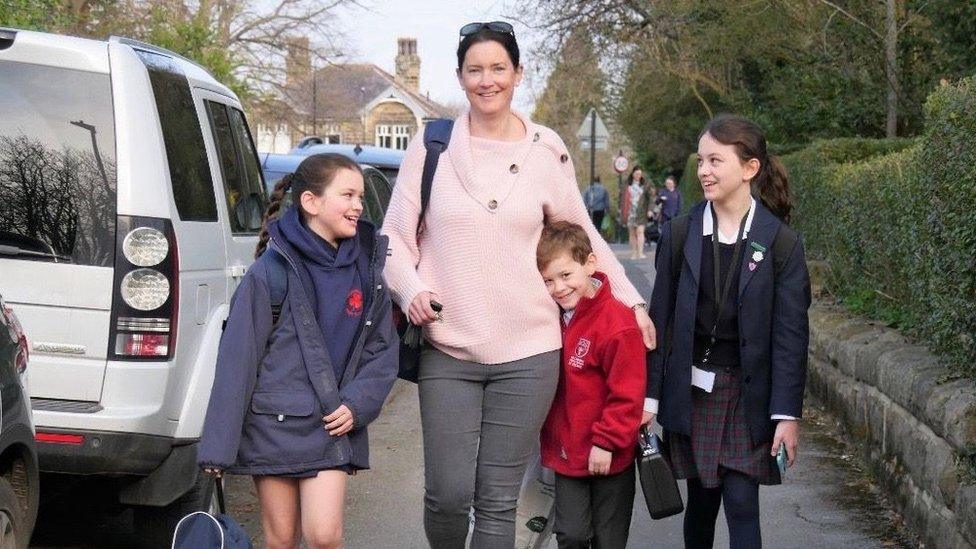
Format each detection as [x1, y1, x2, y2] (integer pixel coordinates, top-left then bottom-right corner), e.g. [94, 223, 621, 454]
[701, 114, 793, 223]
[629, 166, 645, 186]
[254, 153, 362, 258]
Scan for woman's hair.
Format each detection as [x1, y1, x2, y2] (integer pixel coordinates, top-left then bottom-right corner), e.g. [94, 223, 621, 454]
[457, 28, 520, 69]
[255, 153, 363, 258]
[701, 114, 792, 222]
[629, 166, 645, 185]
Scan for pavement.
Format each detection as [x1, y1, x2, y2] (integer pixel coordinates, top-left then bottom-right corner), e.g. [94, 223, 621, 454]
[29, 242, 918, 548]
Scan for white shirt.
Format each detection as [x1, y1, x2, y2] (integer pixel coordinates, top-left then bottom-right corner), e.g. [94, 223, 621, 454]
[644, 199, 796, 421]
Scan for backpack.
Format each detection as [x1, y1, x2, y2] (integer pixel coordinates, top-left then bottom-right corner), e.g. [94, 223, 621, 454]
[392, 119, 454, 383]
[172, 478, 252, 549]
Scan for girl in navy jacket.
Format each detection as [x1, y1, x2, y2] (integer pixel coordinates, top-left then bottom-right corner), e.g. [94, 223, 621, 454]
[646, 115, 811, 548]
[198, 153, 398, 549]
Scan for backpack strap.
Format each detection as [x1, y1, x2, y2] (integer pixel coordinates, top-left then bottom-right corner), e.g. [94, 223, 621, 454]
[417, 119, 454, 236]
[668, 214, 690, 289]
[771, 224, 799, 276]
[265, 249, 288, 324]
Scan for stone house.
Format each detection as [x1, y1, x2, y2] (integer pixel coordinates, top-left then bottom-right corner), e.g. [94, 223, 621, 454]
[253, 37, 454, 153]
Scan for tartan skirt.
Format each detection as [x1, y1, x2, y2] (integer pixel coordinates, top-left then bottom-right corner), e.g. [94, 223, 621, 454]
[663, 367, 781, 489]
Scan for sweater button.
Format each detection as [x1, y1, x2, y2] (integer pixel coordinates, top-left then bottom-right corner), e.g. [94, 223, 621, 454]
[559, 154, 569, 163]
[488, 200, 498, 210]
[509, 163, 519, 174]
[533, 132, 540, 142]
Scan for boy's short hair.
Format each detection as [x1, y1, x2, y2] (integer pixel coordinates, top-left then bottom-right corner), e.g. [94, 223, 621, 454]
[537, 221, 594, 271]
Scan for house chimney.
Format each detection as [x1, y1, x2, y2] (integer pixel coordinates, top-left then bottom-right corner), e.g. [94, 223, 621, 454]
[395, 38, 420, 92]
[285, 36, 311, 89]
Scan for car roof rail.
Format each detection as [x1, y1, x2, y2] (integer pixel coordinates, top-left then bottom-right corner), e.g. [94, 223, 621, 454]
[295, 136, 325, 149]
[0, 28, 16, 51]
[108, 35, 208, 72]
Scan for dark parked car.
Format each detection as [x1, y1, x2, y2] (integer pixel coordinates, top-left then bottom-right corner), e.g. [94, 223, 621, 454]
[0, 294, 39, 547]
[286, 141, 405, 185]
[260, 153, 395, 227]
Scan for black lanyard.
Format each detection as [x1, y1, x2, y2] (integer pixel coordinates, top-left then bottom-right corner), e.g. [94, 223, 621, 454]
[700, 205, 748, 366]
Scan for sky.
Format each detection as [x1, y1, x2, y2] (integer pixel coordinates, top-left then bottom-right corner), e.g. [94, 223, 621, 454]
[334, 0, 544, 113]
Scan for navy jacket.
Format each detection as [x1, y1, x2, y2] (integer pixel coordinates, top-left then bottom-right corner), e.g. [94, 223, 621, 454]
[583, 183, 610, 212]
[197, 220, 398, 475]
[647, 201, 811, 444]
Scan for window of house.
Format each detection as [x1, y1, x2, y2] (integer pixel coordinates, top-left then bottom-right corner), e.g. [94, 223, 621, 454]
[394, 125, 410, 150]
[375, 125, 391, 148]
[376, 124, 410, 150]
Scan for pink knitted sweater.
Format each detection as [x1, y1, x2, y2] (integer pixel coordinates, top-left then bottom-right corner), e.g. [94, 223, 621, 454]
[381, 111, 643, 364]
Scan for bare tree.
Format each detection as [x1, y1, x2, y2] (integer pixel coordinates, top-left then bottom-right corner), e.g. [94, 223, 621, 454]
[63, 0, 361, 110]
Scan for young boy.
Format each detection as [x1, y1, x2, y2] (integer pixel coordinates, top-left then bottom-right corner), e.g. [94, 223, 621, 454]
[536, 220, 647, 549]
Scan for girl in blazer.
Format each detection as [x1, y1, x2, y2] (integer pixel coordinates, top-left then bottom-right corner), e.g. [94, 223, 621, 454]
[646, 115, 811, 548]
[198, 154, 398, 549]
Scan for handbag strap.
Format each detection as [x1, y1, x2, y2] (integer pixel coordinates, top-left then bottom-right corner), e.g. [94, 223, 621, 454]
[215, 475, 226, 515]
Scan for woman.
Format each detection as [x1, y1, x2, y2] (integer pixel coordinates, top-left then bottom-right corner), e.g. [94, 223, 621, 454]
[623, 167, 652, 259]
[382, 21, 656, 549]
[646, 114, 811, 548]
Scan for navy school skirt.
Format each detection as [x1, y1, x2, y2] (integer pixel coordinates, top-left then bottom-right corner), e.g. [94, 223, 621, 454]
[663, 366, 781, 489]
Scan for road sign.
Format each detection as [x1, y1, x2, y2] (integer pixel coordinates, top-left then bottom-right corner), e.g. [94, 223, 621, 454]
[576, 108, 609, 151]
[613, 154, 629, 173]
[579, 138, 608, 151]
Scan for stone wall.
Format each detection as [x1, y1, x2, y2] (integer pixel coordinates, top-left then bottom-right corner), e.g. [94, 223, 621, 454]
[807, 263, 976, 548]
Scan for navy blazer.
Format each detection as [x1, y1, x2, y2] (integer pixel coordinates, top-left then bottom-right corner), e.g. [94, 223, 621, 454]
[647, 201, 811, 443]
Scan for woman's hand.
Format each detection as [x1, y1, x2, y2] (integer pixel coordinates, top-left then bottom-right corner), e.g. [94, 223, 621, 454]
[633, 306, 657, 350]
[588, 446, 612, 476]
[770, 419, 799, 467]
[324, 404, 355, 436]
[408, 291, 440, 325]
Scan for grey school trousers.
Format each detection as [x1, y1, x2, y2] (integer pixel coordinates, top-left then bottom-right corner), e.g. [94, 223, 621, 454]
[418, 346, 560, 549]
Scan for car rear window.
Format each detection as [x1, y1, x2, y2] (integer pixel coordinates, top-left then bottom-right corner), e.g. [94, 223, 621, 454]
[137, 50, 218, 222]
[0, 61, 118, 267]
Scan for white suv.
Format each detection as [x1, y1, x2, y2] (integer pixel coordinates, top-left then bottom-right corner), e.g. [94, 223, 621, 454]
[0, 28, 266, 544]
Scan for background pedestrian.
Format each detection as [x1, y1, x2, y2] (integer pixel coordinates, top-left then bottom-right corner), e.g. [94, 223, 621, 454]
[582, 175, 609, 236]
[659, 174, 683, 223]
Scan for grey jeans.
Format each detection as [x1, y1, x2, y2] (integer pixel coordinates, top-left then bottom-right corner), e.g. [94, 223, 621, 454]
[418, 347, 560, 549]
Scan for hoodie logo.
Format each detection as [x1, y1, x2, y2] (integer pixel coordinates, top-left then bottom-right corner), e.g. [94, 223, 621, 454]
[345, 289, 363, 316]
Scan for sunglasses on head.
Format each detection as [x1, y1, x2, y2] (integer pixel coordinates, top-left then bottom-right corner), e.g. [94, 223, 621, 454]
[459, 21, 515, 37]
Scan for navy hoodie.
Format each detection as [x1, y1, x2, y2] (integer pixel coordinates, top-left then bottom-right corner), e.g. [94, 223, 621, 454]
[277, 206, 364, 381]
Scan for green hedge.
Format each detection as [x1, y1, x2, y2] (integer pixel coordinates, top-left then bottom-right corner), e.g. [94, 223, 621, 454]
[677, 154, 703, 214]
[784, 80, 976, 378]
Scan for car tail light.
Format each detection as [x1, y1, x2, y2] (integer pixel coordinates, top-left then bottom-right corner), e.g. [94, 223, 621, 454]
[0, 299, 28, 374]
[108, 216, 178, 360]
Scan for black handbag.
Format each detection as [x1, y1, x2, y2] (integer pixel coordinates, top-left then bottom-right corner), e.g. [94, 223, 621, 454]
[635, 426, 684, 519]
[644, 220, 661, 242]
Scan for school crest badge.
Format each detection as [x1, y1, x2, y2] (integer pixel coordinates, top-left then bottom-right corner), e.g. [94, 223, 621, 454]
[575, 338, 591, 358]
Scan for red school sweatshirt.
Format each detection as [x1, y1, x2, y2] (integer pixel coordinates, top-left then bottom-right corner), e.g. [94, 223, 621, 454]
[540, 272, 647, 477]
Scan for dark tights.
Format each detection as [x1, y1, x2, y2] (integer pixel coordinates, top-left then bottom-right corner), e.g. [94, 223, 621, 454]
[683, 472, 761, 549]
